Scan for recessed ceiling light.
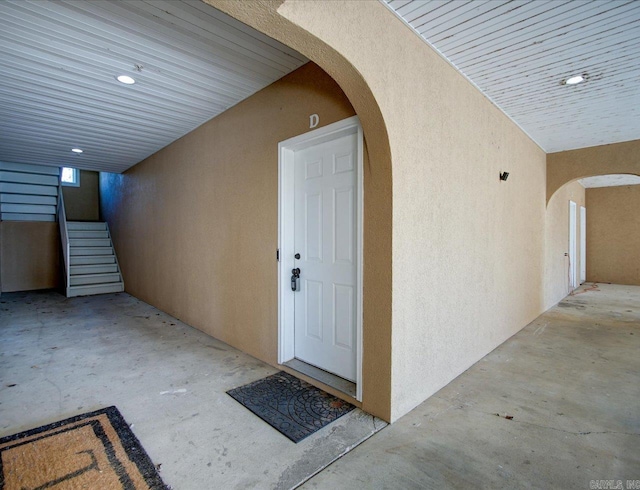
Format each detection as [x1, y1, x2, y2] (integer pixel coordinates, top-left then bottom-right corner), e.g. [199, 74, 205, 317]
[71, 148, 83, 153]
[116, 75, 136, 85]
[563, 75, 585, 85]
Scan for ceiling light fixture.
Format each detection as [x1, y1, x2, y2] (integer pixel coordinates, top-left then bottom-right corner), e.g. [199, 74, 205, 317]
[563, 75, 585, 85]
[71, 148, 83, 153]
[116, 75, 136, 85]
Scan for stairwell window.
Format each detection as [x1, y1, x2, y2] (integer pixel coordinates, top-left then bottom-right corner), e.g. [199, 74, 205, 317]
[61, 167, 80, 187]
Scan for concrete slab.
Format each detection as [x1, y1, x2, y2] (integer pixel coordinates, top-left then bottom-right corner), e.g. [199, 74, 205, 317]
[302, 284, 640, 489]
[0, 291, 385, 489]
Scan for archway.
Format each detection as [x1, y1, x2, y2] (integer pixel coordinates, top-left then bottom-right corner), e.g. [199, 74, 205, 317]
[544, 171, 640, 308]
[547, 139, 640, 204]
[204, 0, 394, 420]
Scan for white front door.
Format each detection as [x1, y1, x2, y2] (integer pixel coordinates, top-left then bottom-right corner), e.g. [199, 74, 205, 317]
[580, 206, 586, 284]
[569, 200, 578, 290]
[291, 132, 358, 381]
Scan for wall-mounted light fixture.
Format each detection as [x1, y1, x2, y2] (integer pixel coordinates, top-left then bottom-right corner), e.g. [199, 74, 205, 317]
[500, 171, 509, 181]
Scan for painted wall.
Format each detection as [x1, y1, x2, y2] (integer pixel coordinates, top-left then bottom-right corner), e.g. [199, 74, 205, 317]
[0, 222, 60, 293]
[100, 62, 395, 409]
[586, 185, 640, 285]
[547, 139, 640, 203]
[62, 170, 100, 221]
[544, 181, 586, 309]
[209, 0, 548, 421]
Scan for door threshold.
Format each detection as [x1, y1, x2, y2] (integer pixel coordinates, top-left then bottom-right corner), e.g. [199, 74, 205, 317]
[283, 359, 356, 398]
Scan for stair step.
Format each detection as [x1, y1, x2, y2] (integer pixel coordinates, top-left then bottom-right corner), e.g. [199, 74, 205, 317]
[68, 230, 109, 239]
[70, 238, 111, 247]
[63, 221, 123, 298]
[70, 264, 118, 275]
[1, 213, 55, 222]
[67, 282, 124, 298]
[69, 272, 121, 286]
[67, 222, 107, 231]
[70, 247, 113, 256]
[70, 255, 116, 266]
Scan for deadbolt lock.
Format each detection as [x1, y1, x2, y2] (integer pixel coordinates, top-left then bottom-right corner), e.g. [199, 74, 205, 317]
[291, 267, 300, 292]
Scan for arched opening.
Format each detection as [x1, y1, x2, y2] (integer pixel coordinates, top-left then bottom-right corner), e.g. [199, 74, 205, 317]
[546, 139, 640, 204]
[203, 0, 394, 420]
[544, 173, 640, 308]
[547, 171, 640, 206]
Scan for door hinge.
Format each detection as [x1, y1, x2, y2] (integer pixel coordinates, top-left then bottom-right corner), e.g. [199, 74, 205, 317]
[276, 248, 280, 261]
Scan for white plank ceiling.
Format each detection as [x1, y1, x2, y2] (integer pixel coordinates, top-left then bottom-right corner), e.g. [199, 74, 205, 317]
[2, 1, 638, 176]
[0, 0, 307, 173]
[384, 0, 640, 154]
[580, 174, 640, 188]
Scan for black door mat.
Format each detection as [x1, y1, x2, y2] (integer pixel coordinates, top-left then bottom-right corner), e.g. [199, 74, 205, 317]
[227, 371, 355, 443]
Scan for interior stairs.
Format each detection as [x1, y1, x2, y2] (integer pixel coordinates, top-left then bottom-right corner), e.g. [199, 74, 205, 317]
[67, 221, 124, 297]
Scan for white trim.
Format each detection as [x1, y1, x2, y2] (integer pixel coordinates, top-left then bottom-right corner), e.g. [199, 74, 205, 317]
[580, 206, 587, 284]
[278, 116, 363, 401]
[568, 200, 578, 291]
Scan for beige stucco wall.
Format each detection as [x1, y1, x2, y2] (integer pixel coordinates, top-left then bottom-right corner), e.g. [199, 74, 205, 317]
[62, 170, 100, 221]
[100, 62, 394, 416]
[208, 0, 548, 420]
[0, 222, 60, 293]
[100, 0, 583, 422]
[586, 185, 640, 285]
[547, 140, 640, 203]
[544, 139, 640, 299]
[544, 181, 586, 309]
[283, 0, 546, 420]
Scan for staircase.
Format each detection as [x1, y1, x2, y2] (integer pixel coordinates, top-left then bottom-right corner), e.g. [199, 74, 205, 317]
[0, 161, 60, 221]
[66, 221, 124, 297]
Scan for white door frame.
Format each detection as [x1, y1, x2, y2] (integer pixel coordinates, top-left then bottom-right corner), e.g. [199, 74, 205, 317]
[580, 206, 586, 284]
[569, 200, 578, 290]
[278, 116, 363, 401]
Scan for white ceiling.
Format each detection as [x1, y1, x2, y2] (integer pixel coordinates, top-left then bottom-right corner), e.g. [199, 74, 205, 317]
[384, 0, 640, 153]
[0, 0, 307, 173]
[2, 1, 638, 176]
[580, 174, 640, 188]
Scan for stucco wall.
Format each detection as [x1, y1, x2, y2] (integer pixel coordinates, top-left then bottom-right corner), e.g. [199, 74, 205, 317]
[260, 0, 548, 420]
[586, 185, 640, 285]
[0, 222, 60, 293]
[62, 170, 100, 221]
[547, 139, 640, 203]
[544, 181, 586, 309]
[100, 62, 394, 415]
[103, 0, 573, 422]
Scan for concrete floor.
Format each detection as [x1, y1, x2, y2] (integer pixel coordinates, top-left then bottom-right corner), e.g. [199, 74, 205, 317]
[0, 291, 384, 490]
[303, 283, 640, 489]
[1, 284, 638, 489]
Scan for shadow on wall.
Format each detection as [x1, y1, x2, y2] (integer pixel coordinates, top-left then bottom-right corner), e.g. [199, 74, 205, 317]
[61, 170, 100, 221]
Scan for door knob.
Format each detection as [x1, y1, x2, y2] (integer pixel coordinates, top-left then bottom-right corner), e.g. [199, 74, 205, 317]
[295, 253, 301, 259]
